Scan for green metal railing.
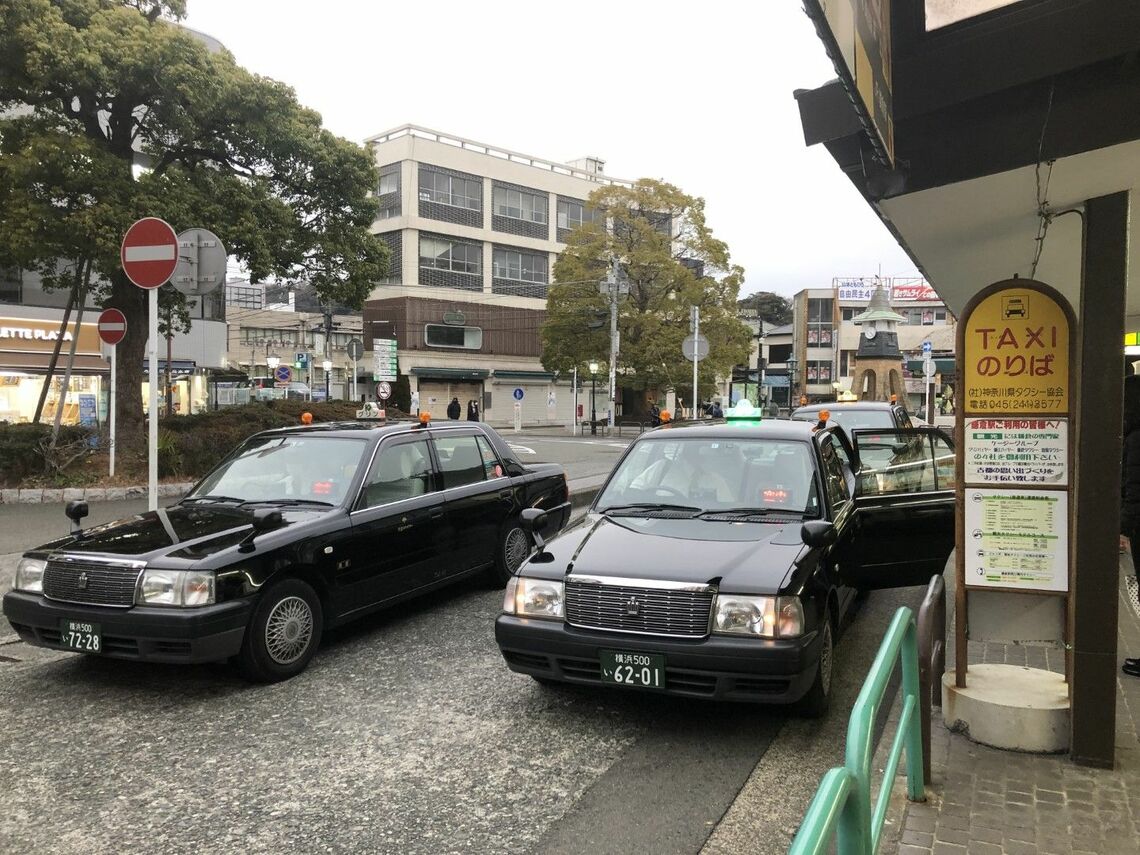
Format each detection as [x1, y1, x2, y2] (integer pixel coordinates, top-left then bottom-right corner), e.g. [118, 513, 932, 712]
[788, 606, 926, 855]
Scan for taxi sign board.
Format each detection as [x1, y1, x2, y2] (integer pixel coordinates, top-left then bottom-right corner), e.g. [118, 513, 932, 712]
[962, 287, 1069, 413]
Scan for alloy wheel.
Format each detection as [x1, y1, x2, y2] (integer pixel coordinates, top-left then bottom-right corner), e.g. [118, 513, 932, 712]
[264, 595, 314, 665]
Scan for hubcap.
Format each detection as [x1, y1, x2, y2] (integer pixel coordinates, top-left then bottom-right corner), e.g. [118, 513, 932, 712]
[264, 595, 314, 665]
[504, 527, 530, 574]
[819, 620, 834, 695]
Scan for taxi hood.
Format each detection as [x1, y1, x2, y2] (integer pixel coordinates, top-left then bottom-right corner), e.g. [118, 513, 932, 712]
[534, 512, 809, 596]
[32, 503, 326, 565]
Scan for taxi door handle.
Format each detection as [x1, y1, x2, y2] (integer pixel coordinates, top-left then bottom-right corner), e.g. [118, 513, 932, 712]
[499, 489, 513, 501]
[429, 507, 444, 520]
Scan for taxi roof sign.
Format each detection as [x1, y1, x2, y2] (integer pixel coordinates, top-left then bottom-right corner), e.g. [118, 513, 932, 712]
[724, 401, 763, 423]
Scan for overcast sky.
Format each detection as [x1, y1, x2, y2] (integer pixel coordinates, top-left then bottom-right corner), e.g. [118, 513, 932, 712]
[182, 0, 920, 299]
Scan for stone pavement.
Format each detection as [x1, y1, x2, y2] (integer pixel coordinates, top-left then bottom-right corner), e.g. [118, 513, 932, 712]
[880, 555, 1140, 855]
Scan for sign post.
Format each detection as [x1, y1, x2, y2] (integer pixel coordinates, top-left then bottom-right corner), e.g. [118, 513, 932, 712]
[346, 338, 364, 401]
[954, 280, 1074, 689]
[97, 308, 127, 477]
[922, 340, 935, 423]
[121, 218, 179, 511]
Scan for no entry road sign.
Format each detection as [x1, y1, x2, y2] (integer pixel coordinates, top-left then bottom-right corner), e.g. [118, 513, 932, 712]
[121, 218, 179, 289]
[97, 308, 127, 346]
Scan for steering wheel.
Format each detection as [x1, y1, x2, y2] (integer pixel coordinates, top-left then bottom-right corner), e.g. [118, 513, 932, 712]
[651, 485, 687, 500]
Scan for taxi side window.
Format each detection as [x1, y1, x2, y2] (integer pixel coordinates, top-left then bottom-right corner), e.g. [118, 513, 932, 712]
[475, 434, 504, 479]
[437, 434, 488, 489]
[818, 438, 850, 515]
[854, 429, 939, 495]
[359, 438, 433, 509]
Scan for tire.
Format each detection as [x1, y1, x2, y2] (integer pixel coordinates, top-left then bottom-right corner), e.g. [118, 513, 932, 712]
[795, 608, 834, 718]
[236, 578, 323, 683]
[486, 519, 532, 587]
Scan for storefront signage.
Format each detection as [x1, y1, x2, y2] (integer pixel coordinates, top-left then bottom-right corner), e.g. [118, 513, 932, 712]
[962, 287, 1069, 413]
[0, 318, 102, 355]
[964, 418, 1068, 486]
[964, 488, 1069, 592]
[891, 280, 940, 301]
[835, 277, 939, 303]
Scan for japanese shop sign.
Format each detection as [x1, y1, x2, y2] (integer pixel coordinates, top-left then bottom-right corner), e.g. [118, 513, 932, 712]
[964, 488, 1069, 592]
[962, 287, 1069, 413]
[964, 418, 1068, 486]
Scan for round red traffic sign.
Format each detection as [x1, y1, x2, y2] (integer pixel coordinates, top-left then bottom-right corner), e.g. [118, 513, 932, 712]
[120, 217, 178, 289]
[97, 308, 127, 346]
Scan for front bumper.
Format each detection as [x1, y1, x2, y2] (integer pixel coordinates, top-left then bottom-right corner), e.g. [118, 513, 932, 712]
[495, 614, 822, 704]
[3, 591, 251, 664]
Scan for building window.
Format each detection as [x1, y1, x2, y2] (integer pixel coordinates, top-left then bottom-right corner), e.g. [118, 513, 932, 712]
[807, 298, 833, 346]
[0, 268, 21, 304]
[935, 308, 947, 322]
[806, 360, 832, 383]
[379, 172, 398, 196]
[839, 350, 854, 376]
[556, 198, 596, 231]
[493, 248, 548, 284]
[494, 186, 547, 224]
[419, 236, 481, 275]
[226, 285, 263, 309]
[424, 323, 483, 349]
[841, 307, 857, 321]
[418, 169, 481, 210]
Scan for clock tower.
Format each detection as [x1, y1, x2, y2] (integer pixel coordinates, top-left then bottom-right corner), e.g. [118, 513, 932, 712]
[850, 283, 908, 401]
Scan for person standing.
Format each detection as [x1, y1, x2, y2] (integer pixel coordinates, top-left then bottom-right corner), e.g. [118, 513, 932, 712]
[447, 397, 461, 420]
[1121, 375, 1140, 676]
[466, 399, 479, 421]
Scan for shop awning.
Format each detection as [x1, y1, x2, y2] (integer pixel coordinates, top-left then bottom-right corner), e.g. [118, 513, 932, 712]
[410, 367, 489, 380]
[492, 370, 555, 381]
[0, 352, 109, 373]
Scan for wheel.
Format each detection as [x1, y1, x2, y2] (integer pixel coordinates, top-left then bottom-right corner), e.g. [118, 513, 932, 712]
[486, 519, 533, 586]
[795, 608, 834, 718]
[236, 578, 323, 683]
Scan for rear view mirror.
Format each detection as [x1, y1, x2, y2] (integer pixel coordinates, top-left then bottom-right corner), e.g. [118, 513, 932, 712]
[66, 500, 89, 536]
[519, 508, 550, 560]
[239, 509, 284, 553]
[801, 520, 837, 548]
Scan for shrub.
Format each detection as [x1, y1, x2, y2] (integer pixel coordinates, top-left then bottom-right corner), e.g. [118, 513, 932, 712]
[0, 422, 99, 486]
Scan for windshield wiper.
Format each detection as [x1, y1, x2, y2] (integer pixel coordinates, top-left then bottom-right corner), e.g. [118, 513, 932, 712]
[238, 498, 336, 508]
[697, 507, 805, 521]
[599, 503, 701, 517]
[184, 494, 245, 505]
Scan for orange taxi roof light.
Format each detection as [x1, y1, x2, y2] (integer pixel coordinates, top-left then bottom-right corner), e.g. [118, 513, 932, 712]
[418, 411, 431, 425]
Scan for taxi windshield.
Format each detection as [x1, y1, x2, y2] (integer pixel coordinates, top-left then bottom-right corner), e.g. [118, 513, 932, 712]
[186, 435, 369, 507]
[597, 437, 820, 516]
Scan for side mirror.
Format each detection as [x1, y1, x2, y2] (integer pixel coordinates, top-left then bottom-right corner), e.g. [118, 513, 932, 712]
[66, 500, 89, 536]
[519, 507, 550, 558]
[801, 520, 837, 549]
[239, 508, 284, 553]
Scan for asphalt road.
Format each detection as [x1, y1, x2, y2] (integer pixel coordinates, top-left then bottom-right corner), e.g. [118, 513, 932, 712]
[0, 428, 925, 854]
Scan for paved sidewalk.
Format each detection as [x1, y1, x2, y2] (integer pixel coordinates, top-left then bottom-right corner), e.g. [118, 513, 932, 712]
[882, 556, 1140, 855]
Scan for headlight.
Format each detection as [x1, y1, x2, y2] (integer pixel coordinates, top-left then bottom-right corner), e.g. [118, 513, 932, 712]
[504, 577, 564, 620]
[712, 595, 804, 638]
[13, 557, 47, 593]
[136, 569, 215, 607]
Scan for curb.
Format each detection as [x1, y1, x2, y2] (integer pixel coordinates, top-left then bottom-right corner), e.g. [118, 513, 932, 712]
[0, 483, 196, 505]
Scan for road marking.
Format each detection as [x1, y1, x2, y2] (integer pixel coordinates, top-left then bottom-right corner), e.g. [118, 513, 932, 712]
[508, 444, 536, 455]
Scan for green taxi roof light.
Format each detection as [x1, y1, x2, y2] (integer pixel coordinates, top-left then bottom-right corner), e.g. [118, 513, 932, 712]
[724, 401, 763, 423]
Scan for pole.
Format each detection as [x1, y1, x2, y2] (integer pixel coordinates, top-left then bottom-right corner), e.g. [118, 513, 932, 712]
[572, 366, 578, 435]
[590, 372, 597, 436]
[148, 288, 159, 511]
[692, 306, 700, 418]
[325, 368, 330, 401]
[608, 259, 618, 430]
[165, 328, 173, 416]
[109, 344, 116, 477]
[351, 359, 357, 401]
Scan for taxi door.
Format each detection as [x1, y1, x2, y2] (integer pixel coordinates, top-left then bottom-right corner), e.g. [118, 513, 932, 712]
[840, 427, 956, 589]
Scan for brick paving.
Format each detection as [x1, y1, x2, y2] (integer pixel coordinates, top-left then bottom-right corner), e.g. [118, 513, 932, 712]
[880, 555, 1140, 855]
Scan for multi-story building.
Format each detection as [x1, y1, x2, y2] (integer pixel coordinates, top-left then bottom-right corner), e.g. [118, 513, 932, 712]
[790, 278, 956, 410]
[360, 124, 639, 424]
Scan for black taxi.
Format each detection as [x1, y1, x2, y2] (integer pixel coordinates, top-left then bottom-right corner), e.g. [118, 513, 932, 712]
[5, 418, 569, 682]
[495, 403, 954, 715]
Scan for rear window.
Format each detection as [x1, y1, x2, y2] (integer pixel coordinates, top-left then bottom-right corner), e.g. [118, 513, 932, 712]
[793, 409, 895, 430]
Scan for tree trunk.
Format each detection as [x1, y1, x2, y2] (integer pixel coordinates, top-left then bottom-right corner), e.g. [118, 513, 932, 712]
[111, 270, 149, 455]
[50, 259, 91, 445]
[32, 278, 78, 424]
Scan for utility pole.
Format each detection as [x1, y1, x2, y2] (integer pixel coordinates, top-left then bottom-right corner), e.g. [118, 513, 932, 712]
[691, 305, 700, 416]
[608, 257, 619, 430]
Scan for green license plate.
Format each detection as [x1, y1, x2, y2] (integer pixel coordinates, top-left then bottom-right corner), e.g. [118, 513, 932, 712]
[599, 650, 666, 689]
[59, 619, 101, 653]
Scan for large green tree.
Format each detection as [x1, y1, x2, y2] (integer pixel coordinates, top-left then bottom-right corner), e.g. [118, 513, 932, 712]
[543, 179, 750, 406]
[0, 0, 387, 444]
[737, 290, 792, 326]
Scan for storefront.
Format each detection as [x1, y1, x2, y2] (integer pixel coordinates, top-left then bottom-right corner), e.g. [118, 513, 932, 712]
[0, 316, 107, 425]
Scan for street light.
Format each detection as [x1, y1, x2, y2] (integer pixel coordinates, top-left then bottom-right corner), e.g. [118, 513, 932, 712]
[588, 361, 599, 436]
[266, 354, 280, 372]
[785, 356, 798, 410]
[322, 359, 332, 401]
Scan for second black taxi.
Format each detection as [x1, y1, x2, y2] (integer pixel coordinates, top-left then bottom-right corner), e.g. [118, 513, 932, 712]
[5, 417, 570, 682]
[495, 403, 954, 715]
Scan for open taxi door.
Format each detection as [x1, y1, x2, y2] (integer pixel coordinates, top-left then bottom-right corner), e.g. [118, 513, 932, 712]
[841, 427, 956, 589]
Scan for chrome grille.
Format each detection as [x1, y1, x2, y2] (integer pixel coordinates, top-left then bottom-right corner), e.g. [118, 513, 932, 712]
[565, 578, 715, 638]
[43, 559, 141, 608]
